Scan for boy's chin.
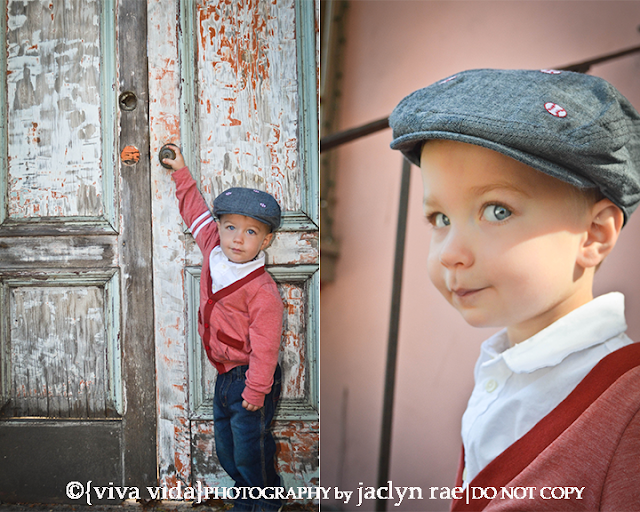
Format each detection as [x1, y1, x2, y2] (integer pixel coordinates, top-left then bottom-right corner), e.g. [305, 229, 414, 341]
[456, 309, 502, 329]
[223, 249, 259, 264]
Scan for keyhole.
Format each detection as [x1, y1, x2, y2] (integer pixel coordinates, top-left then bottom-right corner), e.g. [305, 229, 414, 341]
[119, 91, 138, 111]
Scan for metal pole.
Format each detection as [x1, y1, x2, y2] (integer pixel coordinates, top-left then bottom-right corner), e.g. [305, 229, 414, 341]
[320, 117, 389, 152]
[376, 158, 412, 511]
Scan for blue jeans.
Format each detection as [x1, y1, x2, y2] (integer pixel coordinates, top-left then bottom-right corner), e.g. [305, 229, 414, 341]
[213, 364, 282, 512]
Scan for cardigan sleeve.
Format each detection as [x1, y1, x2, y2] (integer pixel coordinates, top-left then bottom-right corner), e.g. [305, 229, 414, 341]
[242, 282, 284, 407]
[172, 166, 220, 253]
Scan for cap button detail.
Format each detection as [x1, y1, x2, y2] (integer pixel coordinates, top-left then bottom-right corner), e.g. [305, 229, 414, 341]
[544, 102, 567, 118]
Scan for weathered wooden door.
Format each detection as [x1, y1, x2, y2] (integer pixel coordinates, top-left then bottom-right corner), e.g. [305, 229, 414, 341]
[147, 0, 319, 494]
[0, 0, 156, 503]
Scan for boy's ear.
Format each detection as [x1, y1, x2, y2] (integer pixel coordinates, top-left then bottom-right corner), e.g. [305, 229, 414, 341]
[577, 199, 624, 268]
[260, 232, 274, 250]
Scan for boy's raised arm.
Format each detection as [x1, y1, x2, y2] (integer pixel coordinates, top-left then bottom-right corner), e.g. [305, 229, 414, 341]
[162, 144, 220, 251]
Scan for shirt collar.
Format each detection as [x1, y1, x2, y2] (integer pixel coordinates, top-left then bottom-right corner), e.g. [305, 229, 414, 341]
[481, 292, 627, 373]
[209, 246, 265, 293]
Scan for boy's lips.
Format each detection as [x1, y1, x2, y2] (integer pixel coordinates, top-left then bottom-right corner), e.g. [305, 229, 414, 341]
[450, 287, 487, 299]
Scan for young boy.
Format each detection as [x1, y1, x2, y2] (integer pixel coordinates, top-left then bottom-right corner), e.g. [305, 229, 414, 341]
[389, 69, 640, 510]
[163, 145, 284, 512]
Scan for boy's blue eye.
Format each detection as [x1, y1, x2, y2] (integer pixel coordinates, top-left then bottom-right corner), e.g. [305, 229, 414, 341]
[433, 213, 450, 228]
[247, 229, 256, 235]
[483, 204, 512, 222]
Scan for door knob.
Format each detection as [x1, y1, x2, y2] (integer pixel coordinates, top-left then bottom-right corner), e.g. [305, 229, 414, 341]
[159, 144, 176, 169]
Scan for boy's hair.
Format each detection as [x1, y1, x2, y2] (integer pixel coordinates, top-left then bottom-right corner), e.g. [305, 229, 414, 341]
[572, 185, 605, 211]
[213, 187, 281, 232]
[389, 69, 640, 225]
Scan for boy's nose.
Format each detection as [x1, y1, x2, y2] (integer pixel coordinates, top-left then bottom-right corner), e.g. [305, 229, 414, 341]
[438, 228, 474, 268]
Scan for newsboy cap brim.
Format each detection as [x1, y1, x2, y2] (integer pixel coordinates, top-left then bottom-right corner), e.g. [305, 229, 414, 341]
[389, 69, 640, 223]
[213, 187, 281, 231]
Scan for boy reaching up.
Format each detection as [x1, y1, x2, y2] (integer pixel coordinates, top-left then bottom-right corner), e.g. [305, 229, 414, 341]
[163, 145, 284, 512]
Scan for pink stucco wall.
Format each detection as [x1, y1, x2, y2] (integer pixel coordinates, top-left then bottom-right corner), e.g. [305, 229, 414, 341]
[320, 2, 640, 511]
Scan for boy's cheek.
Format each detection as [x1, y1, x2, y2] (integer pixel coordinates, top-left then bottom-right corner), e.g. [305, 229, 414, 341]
[426, 252, 447, 295]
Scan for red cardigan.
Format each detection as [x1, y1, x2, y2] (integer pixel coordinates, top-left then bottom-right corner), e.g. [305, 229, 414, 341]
[452, 342, 640, 511]
[172, 167, 284, 407]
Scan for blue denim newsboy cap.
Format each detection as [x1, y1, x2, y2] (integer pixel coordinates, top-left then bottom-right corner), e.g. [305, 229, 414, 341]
[389, 68, 640, 222]
[213, 187, 281, 231]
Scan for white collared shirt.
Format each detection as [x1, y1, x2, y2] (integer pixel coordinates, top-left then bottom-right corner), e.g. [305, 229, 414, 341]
[209, 246, 266, 294]
[461, 292, 633, 486]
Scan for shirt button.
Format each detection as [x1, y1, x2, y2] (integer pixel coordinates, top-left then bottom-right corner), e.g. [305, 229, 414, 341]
[208, 299, 213, 305]
[204, 323, 209, 329]
[485, 379, 498, 393]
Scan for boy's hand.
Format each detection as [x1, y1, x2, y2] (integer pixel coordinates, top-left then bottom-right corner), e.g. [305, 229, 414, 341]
[162, 143, 186, 171]
[242, 400, 262, 412]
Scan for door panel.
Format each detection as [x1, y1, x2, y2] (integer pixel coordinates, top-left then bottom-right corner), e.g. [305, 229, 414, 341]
[0, 420, 122, 504]
[6, 0, 104, 220]
[2, 0, 118, 234]
[0, 0, 156, 502]
[3, 273, 121, 419]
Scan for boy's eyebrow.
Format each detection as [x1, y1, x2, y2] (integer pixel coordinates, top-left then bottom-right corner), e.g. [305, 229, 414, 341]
[423, 181, 531, 211]
[423, 195, 441, 211]
[470, 182, 531, 197]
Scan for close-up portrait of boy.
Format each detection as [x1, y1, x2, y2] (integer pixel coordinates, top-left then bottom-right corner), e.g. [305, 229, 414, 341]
[389, 68, 640, 510]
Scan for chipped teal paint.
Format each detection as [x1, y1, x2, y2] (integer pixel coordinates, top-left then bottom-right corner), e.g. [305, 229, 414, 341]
[179, 0, 318, 421]
[292, 0, 319, 416]
[185, 266, 205, 417]
[179, 0, 200, 185]
[0, 0, 7, 226]
[295, 0, 319, 227]
[104, 269, 123, 414]
[178, 0, 318, 232]
[101, 0, 119, 232]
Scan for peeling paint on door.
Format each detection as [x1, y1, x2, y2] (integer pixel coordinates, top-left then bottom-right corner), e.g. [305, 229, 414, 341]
[8, 286, 108, 418]
[6, 0, 103, 219]
[195, 0, 301, 212]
